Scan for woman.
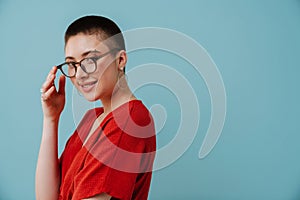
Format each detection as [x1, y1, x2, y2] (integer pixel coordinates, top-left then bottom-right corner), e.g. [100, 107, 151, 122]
[36, 15, 156, 200]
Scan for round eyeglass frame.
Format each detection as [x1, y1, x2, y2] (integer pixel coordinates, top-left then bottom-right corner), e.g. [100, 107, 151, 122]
[57, 48, 121, 78]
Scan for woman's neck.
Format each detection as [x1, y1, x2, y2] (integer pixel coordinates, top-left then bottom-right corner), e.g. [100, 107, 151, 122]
[101, 86, 136, 115]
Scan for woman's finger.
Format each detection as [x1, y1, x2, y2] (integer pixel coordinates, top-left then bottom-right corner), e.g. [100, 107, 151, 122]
[41, 74, 56, 93]
[46, 66, 57, 80]
[58, 75, 66, 95]
[41, 85, 56, 101]
[52, 66, 57, 74]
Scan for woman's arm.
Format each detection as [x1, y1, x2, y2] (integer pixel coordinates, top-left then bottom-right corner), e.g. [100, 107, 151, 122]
[35, 118, 61, 200]
[35, 67, 66, 200]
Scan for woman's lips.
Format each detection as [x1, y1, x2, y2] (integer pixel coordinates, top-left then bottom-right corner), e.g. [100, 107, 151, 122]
[79, 81, 98, 93]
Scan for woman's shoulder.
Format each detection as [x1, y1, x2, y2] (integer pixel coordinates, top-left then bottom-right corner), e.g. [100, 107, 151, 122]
[129, 100, 153, 125]
[115, 100, 156, 139]
[111, 99, 153, 126]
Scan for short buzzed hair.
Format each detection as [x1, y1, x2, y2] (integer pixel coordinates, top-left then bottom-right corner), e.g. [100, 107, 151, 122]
[64, 15, 125, 51]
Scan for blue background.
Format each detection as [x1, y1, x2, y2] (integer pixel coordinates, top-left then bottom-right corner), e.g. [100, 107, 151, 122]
[0, 0, 300, 199]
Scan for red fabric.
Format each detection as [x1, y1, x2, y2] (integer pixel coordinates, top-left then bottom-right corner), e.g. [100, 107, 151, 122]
[58, 100, 156, 200]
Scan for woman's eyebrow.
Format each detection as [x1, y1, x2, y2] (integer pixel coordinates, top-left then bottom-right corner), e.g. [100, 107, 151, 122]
[82, 50, 101, 57]
[65, 50, 101, 61]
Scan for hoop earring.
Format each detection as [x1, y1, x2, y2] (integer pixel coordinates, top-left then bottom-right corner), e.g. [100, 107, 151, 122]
[117, 74, 128, 89]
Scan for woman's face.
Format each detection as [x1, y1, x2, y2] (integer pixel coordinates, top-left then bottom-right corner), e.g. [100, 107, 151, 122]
[65, 33, 123, 102]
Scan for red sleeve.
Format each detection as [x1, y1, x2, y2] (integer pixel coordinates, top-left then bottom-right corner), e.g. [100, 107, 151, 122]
[71, 102, 156, 200]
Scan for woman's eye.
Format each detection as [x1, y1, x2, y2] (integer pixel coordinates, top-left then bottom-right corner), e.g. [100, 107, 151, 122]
[85, 58, 96, 64]
[67, 63, 76, 68]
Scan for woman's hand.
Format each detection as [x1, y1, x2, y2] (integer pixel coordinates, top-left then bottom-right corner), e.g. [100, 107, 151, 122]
[40, 66, 66, 121]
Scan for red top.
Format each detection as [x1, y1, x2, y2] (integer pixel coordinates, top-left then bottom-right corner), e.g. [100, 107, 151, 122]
[58, 100, 156, 200]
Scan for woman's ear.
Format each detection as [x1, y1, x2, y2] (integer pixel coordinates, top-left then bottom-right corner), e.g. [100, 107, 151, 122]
[117, 50, 127, 71]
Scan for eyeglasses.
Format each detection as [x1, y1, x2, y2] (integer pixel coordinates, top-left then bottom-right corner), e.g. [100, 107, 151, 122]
[57, 48, 120, 78]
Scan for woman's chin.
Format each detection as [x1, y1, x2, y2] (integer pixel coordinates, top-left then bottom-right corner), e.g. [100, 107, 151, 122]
[82, 92, 100, 102]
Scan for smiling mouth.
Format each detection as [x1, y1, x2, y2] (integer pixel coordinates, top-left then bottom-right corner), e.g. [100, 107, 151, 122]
[79, 81, 98, 92]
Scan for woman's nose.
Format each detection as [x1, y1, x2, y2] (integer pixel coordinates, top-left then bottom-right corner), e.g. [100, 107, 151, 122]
[75, 65, 88, 79]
